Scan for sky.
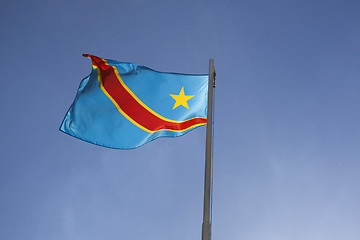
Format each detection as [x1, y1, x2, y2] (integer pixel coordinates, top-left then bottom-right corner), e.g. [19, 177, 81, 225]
[1, 0, 360, 239]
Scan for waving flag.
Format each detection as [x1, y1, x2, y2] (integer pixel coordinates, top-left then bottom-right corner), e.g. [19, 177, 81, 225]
[60, 55, 208, 149]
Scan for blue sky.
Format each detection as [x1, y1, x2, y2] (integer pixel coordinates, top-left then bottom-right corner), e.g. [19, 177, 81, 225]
[1, 0, 360, 239]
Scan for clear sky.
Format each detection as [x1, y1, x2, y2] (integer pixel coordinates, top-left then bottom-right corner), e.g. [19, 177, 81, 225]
[1, 0, 360, 239]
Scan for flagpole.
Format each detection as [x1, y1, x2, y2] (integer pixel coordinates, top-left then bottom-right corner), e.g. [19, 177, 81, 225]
[202, 58, 215, 240]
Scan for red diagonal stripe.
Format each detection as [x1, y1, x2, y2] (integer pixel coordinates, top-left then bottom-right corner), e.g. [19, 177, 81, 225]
[84, 54, 207, 132]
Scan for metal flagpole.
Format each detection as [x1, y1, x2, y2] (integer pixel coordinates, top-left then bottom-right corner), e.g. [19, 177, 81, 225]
[202, 58, 215, 240]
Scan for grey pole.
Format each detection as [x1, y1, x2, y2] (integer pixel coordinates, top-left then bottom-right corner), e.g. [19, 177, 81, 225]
[202, 58, 215, 240]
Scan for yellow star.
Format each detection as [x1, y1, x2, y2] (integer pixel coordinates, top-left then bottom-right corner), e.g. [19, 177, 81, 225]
[170, 87, 194, 109]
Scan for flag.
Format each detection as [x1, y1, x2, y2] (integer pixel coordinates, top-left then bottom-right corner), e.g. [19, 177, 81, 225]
[60, 54, 208, 149]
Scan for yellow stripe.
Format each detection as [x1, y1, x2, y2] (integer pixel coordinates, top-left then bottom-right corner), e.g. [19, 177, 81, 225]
[93, 61, 206, 133]
[112, 63, 204, 124]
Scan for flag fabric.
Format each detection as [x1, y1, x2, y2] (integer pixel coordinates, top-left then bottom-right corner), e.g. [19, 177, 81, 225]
[60, 54, 208, 149]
